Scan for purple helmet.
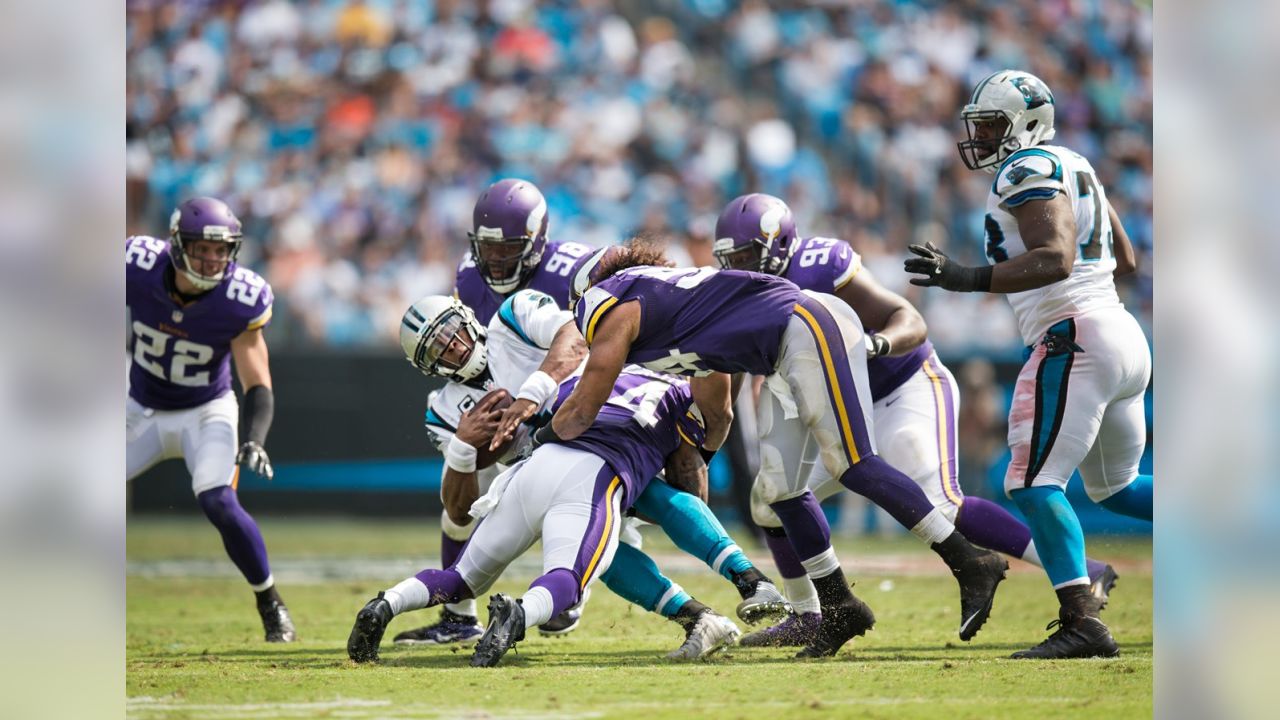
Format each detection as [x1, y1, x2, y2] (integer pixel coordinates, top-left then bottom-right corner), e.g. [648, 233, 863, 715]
[712, 193, 798, 275]
[169, 196, 244, 290]
[467, 178, 550, 294]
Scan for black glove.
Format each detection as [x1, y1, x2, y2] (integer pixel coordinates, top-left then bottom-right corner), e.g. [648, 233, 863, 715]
[237, 441, 274, 481]
[904, 242, 992, 292]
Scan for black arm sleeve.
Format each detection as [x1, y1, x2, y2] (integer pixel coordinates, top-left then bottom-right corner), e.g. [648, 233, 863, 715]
[241, 385, 275, 446]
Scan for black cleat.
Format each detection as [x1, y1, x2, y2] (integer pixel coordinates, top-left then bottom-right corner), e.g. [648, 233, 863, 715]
[258, 597, 296, 643]
[1089, 564, 1120, 610]
[470, 594, 526, 668]
[1011, 613, 1120, 659]
[796, 596, 875, 658]
[954, 551, 1008, 641]
[347, 592, 393, 662]
[392, 608, 483, 646]
[537, 607, 582, 637]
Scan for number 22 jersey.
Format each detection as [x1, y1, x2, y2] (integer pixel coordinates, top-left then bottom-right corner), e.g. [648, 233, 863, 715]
[126, 236, 273, 410]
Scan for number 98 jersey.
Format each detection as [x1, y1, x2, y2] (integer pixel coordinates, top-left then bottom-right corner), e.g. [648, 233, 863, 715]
[126, 236, 273, 410]
[984, 145, 1124, 346]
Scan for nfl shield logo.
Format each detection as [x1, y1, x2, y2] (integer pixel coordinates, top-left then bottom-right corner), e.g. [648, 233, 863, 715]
[172, 309, 184, 323]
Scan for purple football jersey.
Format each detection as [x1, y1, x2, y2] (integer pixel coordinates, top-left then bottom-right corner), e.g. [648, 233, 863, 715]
[575, 267, 803, 376]
[455, 240, 594, 324]
[553, 367, 706, 507]
[126, 236, 273, 410]
[782, 236, 931, 402]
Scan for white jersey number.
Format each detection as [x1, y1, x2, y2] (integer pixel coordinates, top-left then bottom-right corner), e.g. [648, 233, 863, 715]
[126, 237, 166, 270]
[628, 266, 716, 289]
[798, 238, 838, 267]
[132, 321, 215, 386]
[544, 243, 592, 276]
[606, 379, 670, 428]
[227, 267, 266, 306]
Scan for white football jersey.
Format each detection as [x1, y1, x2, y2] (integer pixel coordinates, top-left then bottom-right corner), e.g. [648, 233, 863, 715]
[984, 144, 1124, 345]
[424, 289, 577, 458]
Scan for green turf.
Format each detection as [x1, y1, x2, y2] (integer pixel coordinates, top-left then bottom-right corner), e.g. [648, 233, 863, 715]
[127, 518, 1152, 719]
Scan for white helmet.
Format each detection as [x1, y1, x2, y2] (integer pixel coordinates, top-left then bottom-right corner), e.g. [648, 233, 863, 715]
[957, 69, 1056, 173]
[399, 295, 489, 384]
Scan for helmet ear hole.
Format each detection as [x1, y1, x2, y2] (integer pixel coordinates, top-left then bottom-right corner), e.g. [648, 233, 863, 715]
[1027, 119, 1039, 131]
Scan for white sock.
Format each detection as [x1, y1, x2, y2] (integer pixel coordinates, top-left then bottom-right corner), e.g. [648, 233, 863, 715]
[1021, 541, 1043, 568]
[250, 574, 275, 593]
[383, 577, 430, 615]
[783, 575, 820, 615]
[520, 586, 555, 629]
[445, 599, 477, 618]
[799, 547, 840, 579]
[909, 508, 955, 546]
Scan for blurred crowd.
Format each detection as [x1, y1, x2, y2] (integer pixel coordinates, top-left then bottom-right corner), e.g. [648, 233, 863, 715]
[126, 0, 1152, 355]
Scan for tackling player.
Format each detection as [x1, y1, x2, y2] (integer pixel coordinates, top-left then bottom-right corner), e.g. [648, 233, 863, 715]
[547, 243, 1008, 658]
[385, 290, 785, 657]
[906, 69, 1152, 659]
[712, 194, 1117, 646]
[404, 178, 595, 639]
[126, 197, 294, 642]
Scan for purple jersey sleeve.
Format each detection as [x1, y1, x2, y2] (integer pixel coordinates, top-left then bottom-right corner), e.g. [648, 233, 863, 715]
[552, 367, 698, 508]
[782, 236, 860, 294]
[454, 241, 593, 324]
[575, 267, 802, 377]
[126, 236, 274, 411]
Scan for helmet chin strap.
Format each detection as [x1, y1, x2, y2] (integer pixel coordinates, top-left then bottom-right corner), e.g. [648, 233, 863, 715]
[179, 265, 224, 291]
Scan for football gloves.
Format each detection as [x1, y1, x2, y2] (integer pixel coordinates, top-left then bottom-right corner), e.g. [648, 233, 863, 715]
[237, 441, 274, 481]
[904, 242, 992, 292]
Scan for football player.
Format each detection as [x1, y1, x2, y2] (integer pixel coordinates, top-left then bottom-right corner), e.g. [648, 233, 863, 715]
[455, 177, 595, 322]
[547, 243, 1008, 658]
[384, 291, 785, 657]
[906, 69, 1152, 659]
[126, 197, 294, 642]
[712, 194, 1117, 647]
[408, 177, 594, 637]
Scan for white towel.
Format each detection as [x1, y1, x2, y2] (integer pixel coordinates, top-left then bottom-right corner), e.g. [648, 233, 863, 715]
[468, 458, 526, 520]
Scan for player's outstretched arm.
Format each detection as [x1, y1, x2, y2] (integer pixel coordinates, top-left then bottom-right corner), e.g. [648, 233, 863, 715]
[490, 320, 588, 450]
[904, 194, 1075, 294]
[835, 265, 927, 357]
[545, 303, 638, 441]
[231, 328, 275, 480]
[1109, 200, 1138, 276]
[690, 372, 733, 452]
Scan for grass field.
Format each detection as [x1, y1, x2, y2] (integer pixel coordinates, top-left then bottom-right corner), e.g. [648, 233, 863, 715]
[127, 517, 1152, 719]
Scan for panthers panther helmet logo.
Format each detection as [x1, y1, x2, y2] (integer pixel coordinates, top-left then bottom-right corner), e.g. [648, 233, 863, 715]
[1012, 76, 1054, 109]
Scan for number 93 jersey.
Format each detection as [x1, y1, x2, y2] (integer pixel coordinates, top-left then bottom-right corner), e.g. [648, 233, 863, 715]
[126, 236, 273, 411]
[984, 145, 1124, 346]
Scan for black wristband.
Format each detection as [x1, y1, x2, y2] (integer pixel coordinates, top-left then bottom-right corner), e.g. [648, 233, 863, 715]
[957, 263, 993, 292]
[242, 385, 274, 445]
[698, 446, 717, 464]
[533, 422, 564, 447]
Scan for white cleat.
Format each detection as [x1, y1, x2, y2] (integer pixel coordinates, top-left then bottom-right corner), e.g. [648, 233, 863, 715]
[666, 611, 741, 661]
[735, 580, 791, 625]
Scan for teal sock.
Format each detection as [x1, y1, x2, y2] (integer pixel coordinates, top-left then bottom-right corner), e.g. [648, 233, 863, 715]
[1010, 486, 1088, 587]
[599, 542, 687, 617]
[633, 481, 752, 580]
[1099, 474, 1153, 521]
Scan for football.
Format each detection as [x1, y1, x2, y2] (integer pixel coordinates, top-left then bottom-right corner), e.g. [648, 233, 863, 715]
[476, 387, 514, 414]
